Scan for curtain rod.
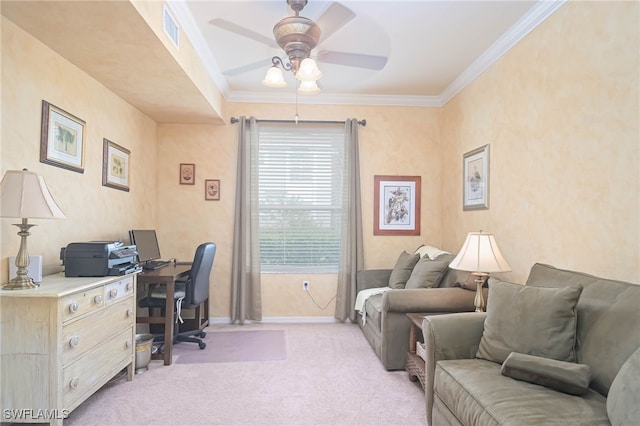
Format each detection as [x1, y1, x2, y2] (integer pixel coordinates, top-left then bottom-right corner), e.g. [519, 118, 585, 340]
[230, 117, 366, 126]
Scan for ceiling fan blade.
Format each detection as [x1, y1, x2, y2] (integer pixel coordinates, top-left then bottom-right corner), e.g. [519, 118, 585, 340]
[222, 59, 273, 76]
[315, 2, 355, 43]
[317, 51, 388, 70]
[209, 18, 278, 48]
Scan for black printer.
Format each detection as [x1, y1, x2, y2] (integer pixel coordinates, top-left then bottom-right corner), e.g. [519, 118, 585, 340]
[62, 241, 141, 277]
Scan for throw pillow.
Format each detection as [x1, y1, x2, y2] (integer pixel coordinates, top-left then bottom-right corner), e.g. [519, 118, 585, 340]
[607, 346, 640, 425]
[388, 251, 419, 289]
[476, 280, 583, 364]
[501, 352, 591, 396]
[405, 258, 448, 289]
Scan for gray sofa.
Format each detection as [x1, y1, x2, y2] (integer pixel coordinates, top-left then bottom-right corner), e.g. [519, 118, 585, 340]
[422, 263, 640, 425]
[356, 252, 480, 371]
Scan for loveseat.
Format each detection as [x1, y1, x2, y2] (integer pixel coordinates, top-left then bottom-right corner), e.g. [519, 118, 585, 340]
[421, 263, 640, 425]
[356, 247, 480, 370]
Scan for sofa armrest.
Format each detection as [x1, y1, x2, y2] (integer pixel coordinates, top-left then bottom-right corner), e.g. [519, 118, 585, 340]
[383, 287, 477, 313]
[421, 312, 487, 426]
[356, 269, 392, 292]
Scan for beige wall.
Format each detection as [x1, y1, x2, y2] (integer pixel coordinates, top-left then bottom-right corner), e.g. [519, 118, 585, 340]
[1, 18, 158, 279]
[156, 103, 442, 318]
[440, 1, 639, 284]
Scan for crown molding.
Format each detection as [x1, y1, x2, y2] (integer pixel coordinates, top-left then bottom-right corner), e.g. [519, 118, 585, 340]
[168, 0, 567, 108]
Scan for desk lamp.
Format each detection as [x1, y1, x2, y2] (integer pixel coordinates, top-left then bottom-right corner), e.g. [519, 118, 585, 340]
[449, 231, 511, 312]
[1, 169, 65, 290]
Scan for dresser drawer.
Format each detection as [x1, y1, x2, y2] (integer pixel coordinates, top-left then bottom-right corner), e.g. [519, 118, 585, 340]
[105, 276, 135, 304]
[61, 296, 135, 366]
[63, 327, 133, 410]
[61, 287, 105, 323]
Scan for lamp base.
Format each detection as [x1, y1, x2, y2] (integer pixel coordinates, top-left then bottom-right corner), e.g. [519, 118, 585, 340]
[472, 272, 489, 312]
[2, 276, 39, 290]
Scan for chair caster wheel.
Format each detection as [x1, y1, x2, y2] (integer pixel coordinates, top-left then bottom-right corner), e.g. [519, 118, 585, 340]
[199, 342, 206, 350]
[199, 331, 206, 338]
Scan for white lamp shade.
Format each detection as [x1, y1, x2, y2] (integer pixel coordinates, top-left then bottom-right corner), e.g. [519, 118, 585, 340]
[449, 231, 511, 273]
[262, 66, 287, 88]
[295, 58, 323, 81]
[0, 169, 65, 219]
[297, 79, 321, 94]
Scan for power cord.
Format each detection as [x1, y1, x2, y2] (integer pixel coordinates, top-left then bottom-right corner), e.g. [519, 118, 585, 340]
[305, 288, 336, 310]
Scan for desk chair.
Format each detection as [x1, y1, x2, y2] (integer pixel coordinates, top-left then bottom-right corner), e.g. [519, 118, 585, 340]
[138, 242, 216, 350]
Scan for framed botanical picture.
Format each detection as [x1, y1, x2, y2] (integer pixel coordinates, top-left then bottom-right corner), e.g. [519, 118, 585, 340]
[374, 175, 421, 236]
[102, 139, 130, 192]
[180, 163, 196, 185]
[40, 100, 86, 173]
[205, 179, 220, 201]
[463, 144, 490, 210]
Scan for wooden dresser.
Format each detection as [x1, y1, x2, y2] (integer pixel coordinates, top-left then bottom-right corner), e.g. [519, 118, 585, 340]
[1, 273, 137, 425]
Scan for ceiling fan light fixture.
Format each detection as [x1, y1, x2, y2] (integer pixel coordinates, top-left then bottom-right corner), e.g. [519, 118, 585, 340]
[262, 66, 288, 88]
[297, 79, 320, 94]
[295, 58, 322, 81]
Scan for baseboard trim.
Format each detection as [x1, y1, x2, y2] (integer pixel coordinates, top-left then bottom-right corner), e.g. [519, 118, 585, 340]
[209, 316, 340, 324]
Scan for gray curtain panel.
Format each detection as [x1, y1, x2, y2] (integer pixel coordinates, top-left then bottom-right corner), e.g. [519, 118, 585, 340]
[335, 118, 364, 322]
[231, 116, 262, 324]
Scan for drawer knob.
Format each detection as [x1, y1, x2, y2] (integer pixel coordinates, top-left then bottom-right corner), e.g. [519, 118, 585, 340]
[125, 339, 132, 348]
[126, 282, 133, 292]
[94, 294, 103, 304]
[69, 377, 80, 389]
[69, 302, 79, 313]
[127, 309, 134, 318]
[69, 336, 80, 348]
[109, 288, 118, 298]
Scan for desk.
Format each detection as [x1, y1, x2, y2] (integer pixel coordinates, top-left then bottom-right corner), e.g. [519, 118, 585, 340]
[136, 263, 190, 365]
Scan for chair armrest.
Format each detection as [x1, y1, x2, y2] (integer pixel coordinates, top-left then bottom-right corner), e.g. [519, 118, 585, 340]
[421, 312, 487, 426]
[356, 269, 392, 292]
[383, 287, 477, 313]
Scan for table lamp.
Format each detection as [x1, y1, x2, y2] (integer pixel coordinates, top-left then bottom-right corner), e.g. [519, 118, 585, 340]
[1, 169, 65, 290]
[449, 231, 511, 312]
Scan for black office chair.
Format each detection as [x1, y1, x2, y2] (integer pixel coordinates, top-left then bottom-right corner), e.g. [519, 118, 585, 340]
[139, 242, 216, 350]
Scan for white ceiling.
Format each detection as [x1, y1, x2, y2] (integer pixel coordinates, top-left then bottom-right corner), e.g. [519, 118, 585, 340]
[170, 0, 566, 106]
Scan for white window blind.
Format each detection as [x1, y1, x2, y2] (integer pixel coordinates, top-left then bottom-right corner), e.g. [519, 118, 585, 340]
[258, 124, 345, 273]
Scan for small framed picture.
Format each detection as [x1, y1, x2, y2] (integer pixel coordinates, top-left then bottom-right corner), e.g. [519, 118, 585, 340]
[205, 179, 220, 201]
[40, 100, 86, 173]
[463, 144, 490, 210]
[374, 175, 421, 236]
[180, 163, 195, 185]
[102, 139, 130, 192]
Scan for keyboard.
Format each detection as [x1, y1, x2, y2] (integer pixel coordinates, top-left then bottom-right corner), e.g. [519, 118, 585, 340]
[142, 260, 170, 270]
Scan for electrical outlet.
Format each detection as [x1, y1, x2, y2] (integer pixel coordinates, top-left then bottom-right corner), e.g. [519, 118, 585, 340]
[302, 280, 310, 291]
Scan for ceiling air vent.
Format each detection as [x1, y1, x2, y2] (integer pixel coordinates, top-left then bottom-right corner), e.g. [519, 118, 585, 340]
[163, 5, 179, 48]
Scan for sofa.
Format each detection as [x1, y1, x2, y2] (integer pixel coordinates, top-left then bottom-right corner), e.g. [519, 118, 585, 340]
[356, 246, 481, 370]
[421, 263, 640, 425]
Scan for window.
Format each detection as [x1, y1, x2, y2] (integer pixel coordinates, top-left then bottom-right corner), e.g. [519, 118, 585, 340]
[258, 124, 345, 273]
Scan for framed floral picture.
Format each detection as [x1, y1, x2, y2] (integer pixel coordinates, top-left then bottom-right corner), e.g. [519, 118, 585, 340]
[374, 175, 421, 236]
[102, 139, 130, 192]
[463, 144, 490, 210]
[40, 100, 86, 173]
[180, 163, 196, 185]
[205, 179, 220, 201]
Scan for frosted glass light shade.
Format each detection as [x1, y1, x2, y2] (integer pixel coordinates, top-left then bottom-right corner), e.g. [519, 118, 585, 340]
[262, 66, 287, 88]
[297, 79, 321, 94]
[449, 231, 511, 273]
[295, 58, 323, 81]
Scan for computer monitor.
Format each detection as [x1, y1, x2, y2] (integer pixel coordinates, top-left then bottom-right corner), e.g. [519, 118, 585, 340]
[129, 229, 161, 263]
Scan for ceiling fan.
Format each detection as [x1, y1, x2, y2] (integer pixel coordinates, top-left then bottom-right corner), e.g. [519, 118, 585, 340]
[209, 0, 388, 87]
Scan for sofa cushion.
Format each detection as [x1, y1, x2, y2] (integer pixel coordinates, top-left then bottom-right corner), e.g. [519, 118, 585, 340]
[388, 251, 419, 289]
[607, 346, 640, 425]
[477, 280, 583, 364]
[405, 258, 448, 289]
[434, 359, 608, 425]
[501, 352, 591, 396]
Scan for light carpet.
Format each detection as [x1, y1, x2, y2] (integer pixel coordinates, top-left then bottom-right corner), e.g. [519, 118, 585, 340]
[65, 323, 426, 425]
[174, 329, 287, 364]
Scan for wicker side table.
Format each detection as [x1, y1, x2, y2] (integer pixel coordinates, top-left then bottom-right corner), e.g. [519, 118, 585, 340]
[406, 313, 426, 389]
